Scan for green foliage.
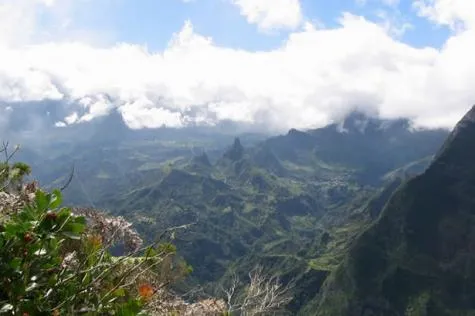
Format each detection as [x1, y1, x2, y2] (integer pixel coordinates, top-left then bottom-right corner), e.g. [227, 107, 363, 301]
[0, 180, 193, 315]
[0, 161, 31, 192]
[0, 189, 144, 314]
[0, 142, 32, 195]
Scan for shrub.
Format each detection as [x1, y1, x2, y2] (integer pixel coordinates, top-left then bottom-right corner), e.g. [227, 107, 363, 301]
[0, 150, 189, 315]
[0, 187, 170, 314]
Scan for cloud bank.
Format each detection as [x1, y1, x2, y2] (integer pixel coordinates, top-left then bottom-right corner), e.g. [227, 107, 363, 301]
[0, 0, 474, 132]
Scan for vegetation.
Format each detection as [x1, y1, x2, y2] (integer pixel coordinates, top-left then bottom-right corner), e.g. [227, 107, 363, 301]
[1, 143, 31, 193]
[315, 106, 475, 315]
[0, 144, 213, 315]
[0, 143, 298, 315]
[4, 111, 455, 314]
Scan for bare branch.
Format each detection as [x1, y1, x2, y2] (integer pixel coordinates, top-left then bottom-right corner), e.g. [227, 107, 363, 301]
[222, 265, 294, 315]
[2, 142, 20, 163]
[2, 141, 9, 160]
[223, 273, 240, 313]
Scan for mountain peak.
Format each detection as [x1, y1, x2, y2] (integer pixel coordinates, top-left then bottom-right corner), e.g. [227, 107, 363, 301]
[450, 104, 475, 134]
[233, 137, 242, 148]
[337, 111, 374, 133]
[223, 137, 245, 161]
[335, 111, 410, 134]
[287, 128, 300, 135]
[433, 105, 475, 169]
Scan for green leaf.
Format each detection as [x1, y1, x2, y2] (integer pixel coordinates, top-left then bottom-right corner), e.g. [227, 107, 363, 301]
[48, 237, 59, 250]
[9, 258, 22, 270]
[35, 190, 50, 212]
[18, 207, 35, 222]
[49, 190, 63, 209]
[4, 223, 23, 237]
[81, 272, 92, 285]
[74, 216, 86, 225]
[56, 208, 72, 224]
[57, 208, 70, 218]
[115, 288, 126, 297]
[116, 299, 143, 316]
[64, 222, 86, 234]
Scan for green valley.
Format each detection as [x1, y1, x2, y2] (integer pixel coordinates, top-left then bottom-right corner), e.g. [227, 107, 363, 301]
[17, 111, 452, 314]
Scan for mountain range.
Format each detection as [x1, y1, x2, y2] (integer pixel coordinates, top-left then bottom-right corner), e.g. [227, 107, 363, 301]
[9, 107, 460, 313]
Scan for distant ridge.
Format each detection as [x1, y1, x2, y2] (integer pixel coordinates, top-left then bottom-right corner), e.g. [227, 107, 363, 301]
[314, 105, 475, 315]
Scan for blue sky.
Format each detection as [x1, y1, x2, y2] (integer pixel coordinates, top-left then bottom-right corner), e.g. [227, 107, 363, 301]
[56, 0, 450, 51]
[0, 0, 474, 132]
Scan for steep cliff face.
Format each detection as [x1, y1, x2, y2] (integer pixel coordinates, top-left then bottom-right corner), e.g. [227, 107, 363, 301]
[314, 105, 475, 316]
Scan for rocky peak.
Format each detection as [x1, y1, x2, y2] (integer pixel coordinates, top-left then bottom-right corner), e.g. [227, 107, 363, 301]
[223, 137, 244, 161]
[433, 105, 475, 170]
[454, 105, 475, 130]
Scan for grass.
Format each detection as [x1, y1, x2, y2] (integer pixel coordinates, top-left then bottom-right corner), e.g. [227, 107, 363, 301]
[308, 222, 369, 272]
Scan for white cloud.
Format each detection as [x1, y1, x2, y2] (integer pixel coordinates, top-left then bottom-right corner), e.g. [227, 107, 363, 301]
[376, 9, 413, 37]
[64, 112, 79, 124]
[120, 98, 185, 129]
[0, 0, 109, 48]
[0, 2, 475, 132]
[414, 0, 475, 30]
[0, 0, 67, 46]
[0, 0, 39, 46]
[38, 0, 56, 6]
[230, 0, 303, 31]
